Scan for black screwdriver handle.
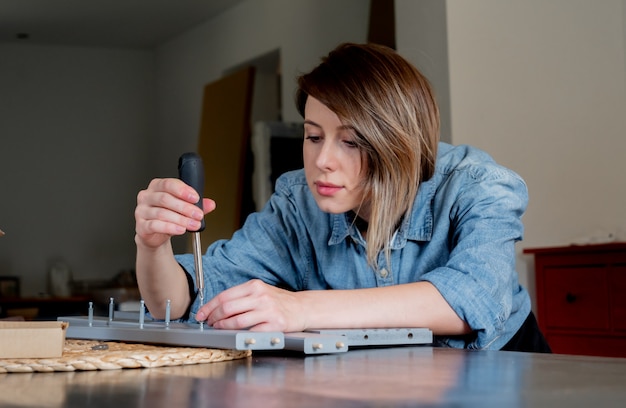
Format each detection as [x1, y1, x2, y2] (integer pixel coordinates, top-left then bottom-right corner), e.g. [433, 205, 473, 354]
[178, 152, 206, 232]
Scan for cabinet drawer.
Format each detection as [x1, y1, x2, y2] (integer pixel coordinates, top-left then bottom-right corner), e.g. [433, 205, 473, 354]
[544, 267, 609, 330]
[546, 333, 626, 358]
[609, 268, 626, 330]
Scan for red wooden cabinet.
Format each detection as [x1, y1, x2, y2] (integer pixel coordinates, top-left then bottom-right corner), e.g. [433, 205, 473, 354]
[524, 243, 626, 358]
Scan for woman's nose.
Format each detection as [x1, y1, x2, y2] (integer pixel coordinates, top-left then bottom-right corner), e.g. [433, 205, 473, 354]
[316, 141, 338, 171]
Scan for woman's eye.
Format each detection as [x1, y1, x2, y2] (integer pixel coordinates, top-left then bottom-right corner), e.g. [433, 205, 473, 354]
[305, 135, 321, 142]
[344, 140, 358, 148]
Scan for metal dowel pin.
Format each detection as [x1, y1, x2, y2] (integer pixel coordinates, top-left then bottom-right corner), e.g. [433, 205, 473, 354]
[244, 338, 256, 346]
[108, 297, 114, 324]
[271, 337, 282, 346]
[88, 301, 94, 327]
[165, 299, 171, 328]
[139, 300, 145, 329]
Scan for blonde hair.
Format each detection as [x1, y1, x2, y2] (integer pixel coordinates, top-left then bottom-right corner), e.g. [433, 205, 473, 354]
[296, 43, 440, 269]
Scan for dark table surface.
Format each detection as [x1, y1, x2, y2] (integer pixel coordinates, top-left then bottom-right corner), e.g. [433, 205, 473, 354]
[2, 345, 626, 407]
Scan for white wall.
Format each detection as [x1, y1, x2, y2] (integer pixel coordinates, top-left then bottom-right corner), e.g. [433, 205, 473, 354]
[152, 0, 370, 178]
[152, 0, 370, 251]
[398, 0, 626, 307]
[0, 0, 370, 296]
[7, 0, 622, 304]
[0, 44, 155, 296]
[396, 0, 451, 143]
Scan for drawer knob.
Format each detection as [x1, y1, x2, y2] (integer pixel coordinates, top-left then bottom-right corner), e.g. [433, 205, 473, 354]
[565, 292, 577, 303]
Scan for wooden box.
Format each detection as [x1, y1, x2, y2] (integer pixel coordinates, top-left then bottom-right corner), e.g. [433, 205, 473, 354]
[0, 321, 68, 358]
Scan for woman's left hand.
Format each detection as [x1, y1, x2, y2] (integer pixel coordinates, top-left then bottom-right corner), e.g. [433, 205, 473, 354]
[195, 279, 306, 332]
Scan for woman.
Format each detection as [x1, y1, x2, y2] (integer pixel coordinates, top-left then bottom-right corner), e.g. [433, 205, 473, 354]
[135, 43, 550, 352]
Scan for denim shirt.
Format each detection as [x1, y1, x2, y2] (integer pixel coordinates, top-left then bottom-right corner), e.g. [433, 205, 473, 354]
[176, 142, 531, 350]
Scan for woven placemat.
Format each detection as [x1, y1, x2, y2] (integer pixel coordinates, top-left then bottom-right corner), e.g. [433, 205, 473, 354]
[0, 339, 251, 373]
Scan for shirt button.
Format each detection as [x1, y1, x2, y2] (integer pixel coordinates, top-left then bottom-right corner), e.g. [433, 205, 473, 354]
[379, 268, 389, 278]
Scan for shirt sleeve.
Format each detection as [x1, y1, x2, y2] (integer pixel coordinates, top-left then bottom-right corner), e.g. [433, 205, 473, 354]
[175, 177, 313, 322]
[421, 163, 530, 349]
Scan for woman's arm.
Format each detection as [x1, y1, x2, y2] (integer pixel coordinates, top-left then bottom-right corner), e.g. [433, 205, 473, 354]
[299, 281, 471, 334]
[197, 279, 471, 335]
[134, 178, 215, 319]
[135, 238, 191, 320]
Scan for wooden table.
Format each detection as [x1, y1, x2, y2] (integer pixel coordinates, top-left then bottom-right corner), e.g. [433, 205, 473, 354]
[1, 346, 625, 407]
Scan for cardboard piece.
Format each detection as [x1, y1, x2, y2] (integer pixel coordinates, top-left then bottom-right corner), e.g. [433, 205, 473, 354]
[0, 321, 68, 358]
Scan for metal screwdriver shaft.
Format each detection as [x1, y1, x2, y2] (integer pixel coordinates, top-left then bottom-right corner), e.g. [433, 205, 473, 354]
[178, 153, 206, 312]
[192, 232, 204, 306]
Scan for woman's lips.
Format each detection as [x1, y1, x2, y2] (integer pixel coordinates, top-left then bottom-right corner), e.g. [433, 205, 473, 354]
[316, 182, 342, 196]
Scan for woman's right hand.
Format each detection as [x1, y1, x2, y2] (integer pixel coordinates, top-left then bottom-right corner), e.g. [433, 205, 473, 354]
[134, 178, 216, 249]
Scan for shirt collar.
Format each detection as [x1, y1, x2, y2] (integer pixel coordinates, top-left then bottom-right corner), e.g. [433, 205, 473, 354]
[327, 177, 436, 247]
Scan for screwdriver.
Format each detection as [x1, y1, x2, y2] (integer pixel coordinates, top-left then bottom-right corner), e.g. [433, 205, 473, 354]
[178, 152, 206, 310]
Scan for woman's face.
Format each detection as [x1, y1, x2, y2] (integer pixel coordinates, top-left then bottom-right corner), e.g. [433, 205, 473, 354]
[303, 96, 370, 219]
